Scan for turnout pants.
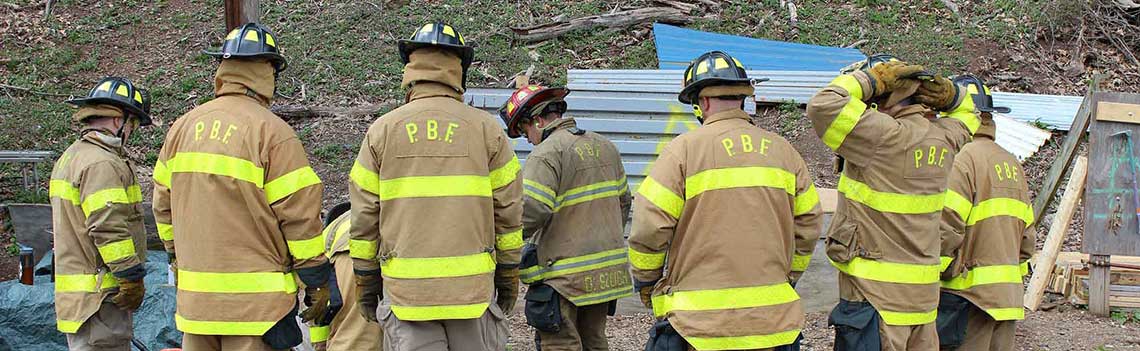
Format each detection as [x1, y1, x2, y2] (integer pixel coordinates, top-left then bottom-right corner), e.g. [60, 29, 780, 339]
[181, 334, 281, 351]
[536, 298, 609, 351]
[377, 301, 508, 351]
[66, 300, 133, 351]
[958, 308, 1015, 351]
[328, 253, 383, 350]
[878, 321, 937, 351]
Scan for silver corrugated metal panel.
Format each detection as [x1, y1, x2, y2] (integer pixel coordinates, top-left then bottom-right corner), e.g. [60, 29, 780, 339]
[993, 114, 1053, 162]
[567, 70, 1083, 131]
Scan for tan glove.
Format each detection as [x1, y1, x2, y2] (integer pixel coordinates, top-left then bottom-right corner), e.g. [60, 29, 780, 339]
[866, 61, 927, 98]
[356, 272, 383, 323]
[638, 285, 654, 309]
[111, 279, 145, 311]
[493, 267, 519, 313]
[300, 284, 331, 323]
[914, 75, 960, 110]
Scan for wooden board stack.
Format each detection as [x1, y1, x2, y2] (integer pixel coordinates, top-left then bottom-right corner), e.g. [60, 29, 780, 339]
[1042, 252, 1140, 308]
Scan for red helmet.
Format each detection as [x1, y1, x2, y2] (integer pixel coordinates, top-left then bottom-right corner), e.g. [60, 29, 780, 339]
[498, 85, 570, 138]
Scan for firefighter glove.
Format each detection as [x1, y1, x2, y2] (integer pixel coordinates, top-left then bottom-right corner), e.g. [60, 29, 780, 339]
[866, 61, 926, 98]
[915, 75, 960, 110]
[301, 284, 331, 323]
[356, 272, 383, 323]
[494, 267, 520, 313]
[111, 278, 145, 311]
[638, 285, 654, 309]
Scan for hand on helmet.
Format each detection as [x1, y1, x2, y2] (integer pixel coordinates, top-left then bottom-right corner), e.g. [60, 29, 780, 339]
[866, 61, 927, 98]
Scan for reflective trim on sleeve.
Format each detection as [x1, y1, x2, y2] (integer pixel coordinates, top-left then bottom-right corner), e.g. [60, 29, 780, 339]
[166, 152, 265, 187]
[683, 329, 801, 351]
[176, 313, 276, 336]
[685, 166, 796, 200]
[524, 179, 556, 208]
[156, 222, 174, 241]
[81, 185, 143, 217]
[287, 235, 327, 261]
[382, 252, 496, 279]
[878, 309, 937, 326]
[554, 178, 626, 211]
[350, 161, 381, 195]
[822, 75, 868, 151]
[496, 229, 524, 251]
[984, 307, 1025, 321]
[326, 219, 352, 258]
[349, 239, 378, 260]
[944, 190, 973, 220]
[941, 264, 1023, 290]
[55, 273, 119, 293]
[791, 254, 812, 272]
[967, 197, 1034, 227]
[97, 239, 137, 263]
[637, 177, 684, 219]
[309, 325, 330, 342]
[520, 248, 628, 283]
[489, 156, 521, 189]
[628, 247, 666, 270]
[378, 175, 492, 200]
[49, 179, 81, 205]
[177, 270, 298, 294]
[831, 74, 864, 100]
[830, 257, 940, 285]
[265, 166, 322, 204]
[1020, 261, 1029, 276]
[390, 302, 489, 321]
[57, 319, 84, 333]
[651, 282, 799, 318]
[838, 174, 945, 214]
[153, 160, 171, 187]
[940, 256, 954, 272]
[794, 185, 820, 216]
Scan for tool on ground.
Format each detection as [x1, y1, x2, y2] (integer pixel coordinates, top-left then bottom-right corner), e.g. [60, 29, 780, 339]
[1111, 130, 1140, 234]
[18, 244, 33, 285]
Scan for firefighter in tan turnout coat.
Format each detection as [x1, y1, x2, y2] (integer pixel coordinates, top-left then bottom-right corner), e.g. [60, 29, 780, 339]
[152, 23, 332, 351]
[805, 54, 980, 350]
[52, 77, 152, 351]
[308, 203, 382, 351]
[348, 22, 523, 351]
[937, 76, 1035, 351]
[499, 85, 632, 350]
[629, 51, 823, 351]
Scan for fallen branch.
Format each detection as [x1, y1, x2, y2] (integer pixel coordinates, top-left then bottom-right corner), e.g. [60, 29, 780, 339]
[785, 1, 799, 41]
[271, 102, 395, 120]
[512, 7, 693, 43]
[844, 39, 868, 48]
[652, 0, 698, 12]
[0, 83, 70, 97]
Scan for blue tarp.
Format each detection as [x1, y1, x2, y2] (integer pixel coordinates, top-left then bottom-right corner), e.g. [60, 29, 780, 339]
[653, 23, 866, 71]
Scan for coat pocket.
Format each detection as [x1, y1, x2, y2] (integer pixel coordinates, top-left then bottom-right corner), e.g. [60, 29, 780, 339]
[524, 283, 562, 333]
[826, 222, 859, 263]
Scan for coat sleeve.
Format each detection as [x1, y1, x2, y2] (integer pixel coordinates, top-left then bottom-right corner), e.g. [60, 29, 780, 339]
[152, 138, 175, 256]
[940, 152, 975, 273]
[628, 147, 684, 286]
[790, 152, 822, 280]
[489, 128, 524, 268]
[349, 132, 383, 273]
[265, 135, 329, 286]
[806, 71, 911, 167]
[521, 155, 557, 241]
[80, 161, 143, 278]
[618, 158, 632, 229]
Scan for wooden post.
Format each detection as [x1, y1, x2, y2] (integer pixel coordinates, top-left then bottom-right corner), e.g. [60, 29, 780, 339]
[1031, 74, 1103, 226]
[1025, 156, 1087, 311]
[225, 0, 260, 31]
[1089, 254, 1112, 316]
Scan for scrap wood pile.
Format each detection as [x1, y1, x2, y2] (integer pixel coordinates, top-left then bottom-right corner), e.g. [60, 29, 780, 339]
[1044, 252, 1140, 308]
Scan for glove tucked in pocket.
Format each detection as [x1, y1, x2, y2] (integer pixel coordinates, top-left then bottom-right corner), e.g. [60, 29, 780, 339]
[936, 292, 972, 349]
[262, 303, 303, 349]
[828, 299, 882, 351]
[643, 320, 686, 351]
[524, 283, 562, 333]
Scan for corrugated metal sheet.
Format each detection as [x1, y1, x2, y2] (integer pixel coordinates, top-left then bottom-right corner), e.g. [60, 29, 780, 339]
[653, 23, 866, 71]
[993, 114, 1053, 162]
[568, 69, 1081, 131]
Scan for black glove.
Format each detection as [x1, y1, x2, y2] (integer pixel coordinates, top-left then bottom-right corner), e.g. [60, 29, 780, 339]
[355, 271, 383, 323]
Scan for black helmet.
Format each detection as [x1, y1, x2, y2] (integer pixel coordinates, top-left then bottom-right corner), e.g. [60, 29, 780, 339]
[952, 75, 1011, 114]
[398, 23, 474, 69]
[323, 201, 351, 229]
[204, 23, 287, 72]
[678, 51, 761, 104]
[66, 77, 152, 126]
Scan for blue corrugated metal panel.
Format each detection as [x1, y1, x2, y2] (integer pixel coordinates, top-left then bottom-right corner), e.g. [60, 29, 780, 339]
[653, 23, 866, 71]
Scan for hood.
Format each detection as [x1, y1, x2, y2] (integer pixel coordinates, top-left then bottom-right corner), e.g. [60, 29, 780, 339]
[214, 59, 276, 106]
[401, 47, 464, 93]
[975, 115, 996, 139]
[72, 104, 124, 123]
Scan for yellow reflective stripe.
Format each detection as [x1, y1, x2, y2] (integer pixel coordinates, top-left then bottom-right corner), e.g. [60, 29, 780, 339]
[265, 166, 322, 203]
[940, 256, 954, 272]
[878, 309, 937, 326]
[49, 179, 80, 205]
[838, 175, 945, 214]
[652, 283, 799, 317]
[310, 325, 330, 342]
[946, 96, 980, 134]
[496, 229, 524, 251]
[378, 175, 491, 200]
[57, 320, 84, 333]
[489, 156, 521, 189]
[554, 178, 625, 211]
[985, 307, 1025, 321]
[941, 264, 1023, 290]
[524, 178, 556, 208]
[153, 160, 171, 187]
[967, 197, 1034, 227]
[944, 190, 973, 220]
[520, 248, 628, 282]
[831, 74, 864, 100]
[287, 235, 326, 261]
[97, 239, 137, 263]
[157, 222, 174, 241]
[791, 254, 812, 271]
[524, 179, 556, 198]
[390, 302, 489, 321]
[629, 248, 666, 270]
[566, 286, 633, 306]
[795, 185, 820, 216]
[1020, 261, 1029, 276]
[350, 161, 381, 195]
[81, 186, 142, 217]
[166, 152, 264, 187]
[638, 177, 684, 219]
[822, 75, 868, 151]
[685, 166, 795, 200]
[349, 239, 378, 260]
[175, 313, 276, 336]
[55, 273, 119, 293]
[525, 188, 555, 208]
[326, 220, 351, 258]
[685, 329, 801, 351]
[177, 270, 298, 294]
[830, 257, 940, 284]
[382, 252, 495, 279]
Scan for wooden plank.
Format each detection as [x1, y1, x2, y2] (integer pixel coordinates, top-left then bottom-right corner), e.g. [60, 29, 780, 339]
[818, 188, 838, 213]
[1026, 156, 1088, 311]
[1090, 254, 1113, 316]
[1096, 102, 1140, 124]
[1031, 75, 1103, 226]
[1085, 92, 1140, 256]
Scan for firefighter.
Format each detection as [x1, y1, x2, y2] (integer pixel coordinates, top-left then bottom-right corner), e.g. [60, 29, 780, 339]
[51, 77, 151, 351]
[805, 54, 980, 350]
[629, 51, 823, 351]
[152, 23, 331, 350]
[308, 203, 382, 351]
[499, 85, 632, 350]
[348, 22, 522, 350]
[936, 76, 1035, 351]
